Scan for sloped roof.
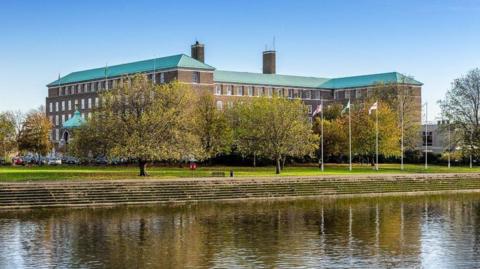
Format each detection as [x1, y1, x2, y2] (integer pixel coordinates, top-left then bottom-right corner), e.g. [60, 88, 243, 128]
[63, 110, 86, 129]
[321, 72, 423, 89]
[48, 54, 215, 86]
[214, 70, 330, 88]
[214, 71, 422, 89]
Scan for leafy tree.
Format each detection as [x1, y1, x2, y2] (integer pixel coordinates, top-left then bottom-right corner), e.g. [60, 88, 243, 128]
[73, 75, 201, 176]
[370, 81, 421, 150]
[439, 69, 480, 159]
[194, 91, 233, 161]
[349, 101, 401, 162]
[235, 96, 318, 174]
[0, 112, 17, 160]
[17, 110, 52, 155]
[313, 104, 347, 161]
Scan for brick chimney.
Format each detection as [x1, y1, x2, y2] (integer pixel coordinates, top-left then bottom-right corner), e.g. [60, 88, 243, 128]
[191, 41, 205, 63]
[263, 50, 276, 74]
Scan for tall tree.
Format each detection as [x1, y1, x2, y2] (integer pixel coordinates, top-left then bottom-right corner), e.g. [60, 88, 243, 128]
[194, 91, 233, 161]
[0, 112, 17, 160]
[235, 96, 318, 174]
[17, 110, 52, 156]
[439, 68, 480, 158]
[73, 75, 202, 176]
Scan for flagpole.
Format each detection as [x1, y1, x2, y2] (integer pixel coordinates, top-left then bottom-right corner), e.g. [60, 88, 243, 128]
[349, 99, 352, 171]
[321, 99, 324, 172]
[376, 101, 379, 171]
[448, 119, 451, 169]
[424, 102, 428, 170]
[400, 99, 404, 170]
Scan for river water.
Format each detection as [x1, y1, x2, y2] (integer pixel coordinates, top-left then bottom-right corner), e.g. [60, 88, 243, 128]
[0, 194, 480, 268]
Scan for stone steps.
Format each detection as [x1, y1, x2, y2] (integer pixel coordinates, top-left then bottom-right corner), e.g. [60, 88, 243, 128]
[1, 176, 480, 209]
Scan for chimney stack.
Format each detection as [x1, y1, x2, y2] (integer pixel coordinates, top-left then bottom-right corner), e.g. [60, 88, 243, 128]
[263, 50, 276, 74]
[191, 41, 205, 63]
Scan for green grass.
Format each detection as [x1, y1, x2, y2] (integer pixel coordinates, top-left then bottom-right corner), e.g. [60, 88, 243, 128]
[1, 163, 480, 182]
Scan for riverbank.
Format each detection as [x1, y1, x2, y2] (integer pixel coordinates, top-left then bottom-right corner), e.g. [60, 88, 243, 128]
[2, 164, 480, 181]
[2, 173, 480, 209]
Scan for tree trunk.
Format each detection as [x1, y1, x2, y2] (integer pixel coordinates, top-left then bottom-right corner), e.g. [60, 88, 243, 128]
[253, 153, 256, 167]
[281, 156, 286, 170]
[275, 157, 281, 174]
[139, 160, 148, 176]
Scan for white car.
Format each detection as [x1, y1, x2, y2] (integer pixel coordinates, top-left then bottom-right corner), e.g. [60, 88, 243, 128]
[47, 158, 62, 165]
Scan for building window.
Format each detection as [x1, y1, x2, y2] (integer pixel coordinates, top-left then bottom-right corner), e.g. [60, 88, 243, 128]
[81, 113, 85, 119]
[88, 98, 92, 109]
[49, 102, 53, 113]
[304, 90, 311, 100]
[216, 100, 223, 110]
[55, 129, 59, 141]
[55, 115, 59, 126]
[95, 97, 99, 107]
[247, 86, 253, 96]
[356, 89, 362, 98]
[81, 99, 85, 109]
[275, 88, 282, 96]
[61, 101, 65, 111]
[92, 82, 97, 92]
[55, 102, 59, 112]
[68, 100, 72, 110]
[313, 91, 320, 100]
[266, 87, 272, 97]
[293, 89, 301, 99]
[226, 86, 232, 96]
[61, 114, 65, 124]
[49, 115, 53, 123]
[192, 72, 200, 83]
[345, 90, 351, 99]
[307, 105, 313, 114]
[256, 87, 263, 96]
[160, 73, 165, 83]
[74, 99, 78, 108]
[88, 112, 92, 119]
[423, 131, 433, 146]
[215, 85, 222, 95]
[236, 86, 243, 96]
[288, 89, 294, 98]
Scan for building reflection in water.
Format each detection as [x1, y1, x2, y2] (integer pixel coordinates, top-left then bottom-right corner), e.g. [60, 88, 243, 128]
[0, 194, 480, 268]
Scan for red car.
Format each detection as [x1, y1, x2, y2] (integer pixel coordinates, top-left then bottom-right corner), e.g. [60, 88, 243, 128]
[12, 157, 24, 166]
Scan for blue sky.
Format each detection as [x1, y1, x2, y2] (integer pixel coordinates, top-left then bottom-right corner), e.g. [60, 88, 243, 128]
[1, 0, 479, 120]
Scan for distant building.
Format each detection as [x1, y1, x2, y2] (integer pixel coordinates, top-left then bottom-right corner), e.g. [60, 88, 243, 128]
[46, 41, 423, 146]
[420, 121, 455, 154]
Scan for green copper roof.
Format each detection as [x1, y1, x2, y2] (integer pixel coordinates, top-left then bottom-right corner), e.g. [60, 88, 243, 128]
[48, 54, 215, 86]
[214, 70, 330, 88]
[63, 110, 86, 129]
[214, 71, 422, 89]
[321, 72, 423, 89]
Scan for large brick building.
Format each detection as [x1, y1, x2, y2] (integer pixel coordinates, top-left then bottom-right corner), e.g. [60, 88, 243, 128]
[46, 41, 422, 146]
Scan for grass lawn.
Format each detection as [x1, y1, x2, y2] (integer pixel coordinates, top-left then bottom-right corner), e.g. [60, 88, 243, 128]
[1, 163, 480, 182]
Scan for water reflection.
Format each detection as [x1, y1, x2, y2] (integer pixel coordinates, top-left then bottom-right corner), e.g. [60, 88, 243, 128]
[0, 194, 480, 268]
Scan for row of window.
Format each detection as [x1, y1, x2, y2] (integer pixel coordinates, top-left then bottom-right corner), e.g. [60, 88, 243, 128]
[215, 100, 315, 115]
[214, 85, 325, 99]
[54, 72, 167, 97]
[334, 88, 368, 100]
[49, 97, 100, 113]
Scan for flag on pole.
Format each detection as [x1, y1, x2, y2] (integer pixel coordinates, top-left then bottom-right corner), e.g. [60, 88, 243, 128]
[341, 100, 351, 115]
[312, 104, 322, 116]
[369, 102, 378, 115]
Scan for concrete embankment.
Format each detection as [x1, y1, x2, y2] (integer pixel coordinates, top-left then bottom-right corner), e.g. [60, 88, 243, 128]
[1, 173, 480, 209]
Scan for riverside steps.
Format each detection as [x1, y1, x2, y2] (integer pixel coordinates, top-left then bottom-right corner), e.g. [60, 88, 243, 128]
[2, 173, 480, 209]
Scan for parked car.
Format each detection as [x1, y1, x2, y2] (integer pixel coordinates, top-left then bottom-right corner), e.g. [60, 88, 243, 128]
[95, 156, 109, 165]
[63, 156, 80, 165]
[12, 157, 24, 166]
[47, 158, 62, 165]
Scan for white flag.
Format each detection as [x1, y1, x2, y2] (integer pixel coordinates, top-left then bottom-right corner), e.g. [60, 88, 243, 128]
[312, 104, 322, 116]
[341, 100, 350, 115]
[369, 102, 378, 115]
